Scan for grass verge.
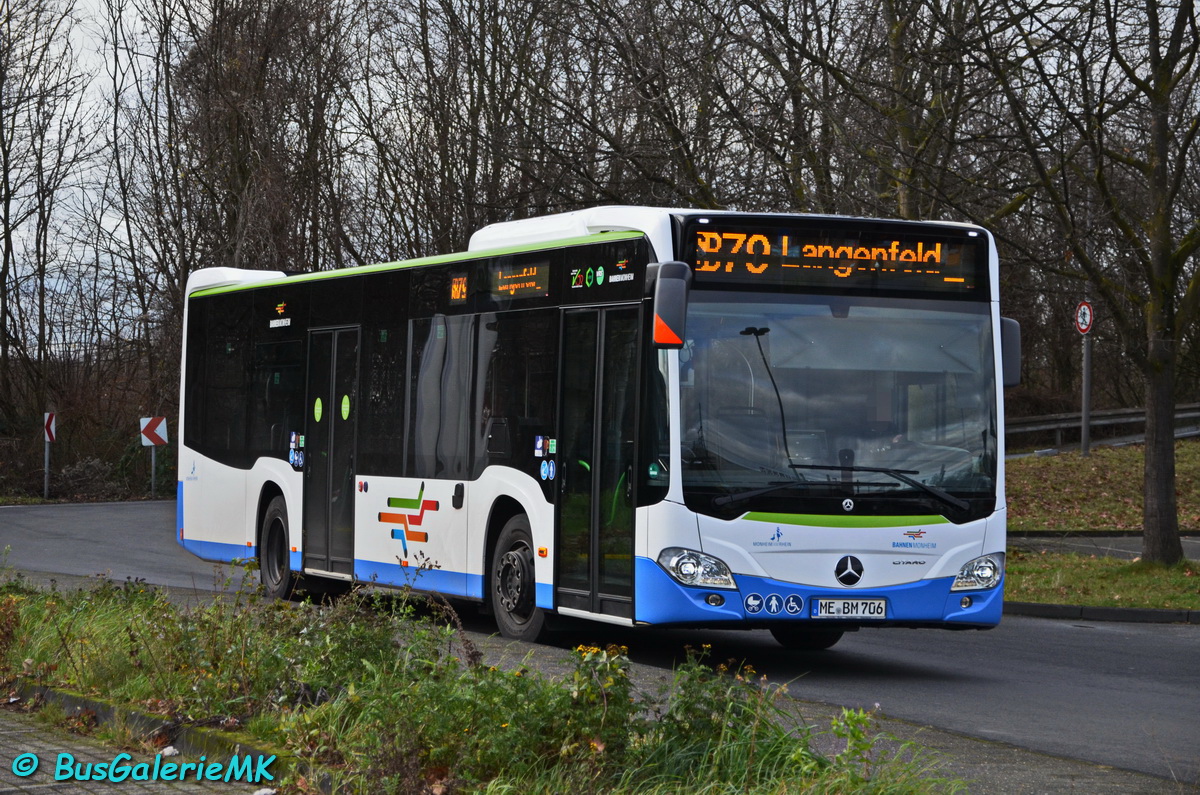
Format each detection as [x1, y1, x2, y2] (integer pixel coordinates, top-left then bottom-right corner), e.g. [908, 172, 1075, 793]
[1006, 439, 1200, 534]
[1005, 440, 1199, 608]
[0, 575, 963, 794]
[1006, 550, 1200, 610]
[0, 495, 55, 506]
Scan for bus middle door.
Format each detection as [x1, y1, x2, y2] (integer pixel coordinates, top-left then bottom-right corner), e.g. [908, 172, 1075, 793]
[557, 306, 639, 618]
[303, 326, 359, 577]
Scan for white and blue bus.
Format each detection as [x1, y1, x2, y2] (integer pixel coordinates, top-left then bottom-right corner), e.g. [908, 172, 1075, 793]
[178, 207, 1019, 648]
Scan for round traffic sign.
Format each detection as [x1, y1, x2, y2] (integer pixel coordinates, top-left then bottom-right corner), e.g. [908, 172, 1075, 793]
[1075, 301, 1094, 335]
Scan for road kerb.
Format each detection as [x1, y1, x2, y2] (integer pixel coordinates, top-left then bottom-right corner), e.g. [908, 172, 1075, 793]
[1004, 601, 1199, 624]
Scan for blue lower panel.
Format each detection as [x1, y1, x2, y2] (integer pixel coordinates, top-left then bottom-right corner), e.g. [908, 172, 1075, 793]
[181, 537, 256, 563]
[179, 538, 547, 604]
[634, 557, 1003, 627]
[352, 561, 551, 606]
[355, 559, 475, 596]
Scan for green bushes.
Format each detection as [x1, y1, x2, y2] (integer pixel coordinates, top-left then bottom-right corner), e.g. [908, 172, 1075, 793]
[0, 576, 959, 793]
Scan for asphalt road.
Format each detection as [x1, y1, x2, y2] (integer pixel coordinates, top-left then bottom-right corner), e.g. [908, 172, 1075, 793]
[1, 501, 1197, 791]
[0, 501, 242, 590]
[569, 617, 1200, 785]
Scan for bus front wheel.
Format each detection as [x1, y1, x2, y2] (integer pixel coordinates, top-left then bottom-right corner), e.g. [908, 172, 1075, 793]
[491, 514, 546, 641]
[260, 496, 296, 599]
[769, 626, 843, 650]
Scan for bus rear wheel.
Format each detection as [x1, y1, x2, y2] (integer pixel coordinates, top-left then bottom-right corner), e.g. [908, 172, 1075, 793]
[491, 514, 546, 641]
[770, 626, 843, 650]
[260, 496, 296, 599]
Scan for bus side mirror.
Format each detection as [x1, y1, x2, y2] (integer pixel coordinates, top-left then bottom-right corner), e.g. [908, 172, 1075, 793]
[652, 261, 691, 349]
[1001, 317, 1021, 387]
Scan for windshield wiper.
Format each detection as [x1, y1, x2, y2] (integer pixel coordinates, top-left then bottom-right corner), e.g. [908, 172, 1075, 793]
[712, 480, 814, 507]
[790, 464, 970, 512]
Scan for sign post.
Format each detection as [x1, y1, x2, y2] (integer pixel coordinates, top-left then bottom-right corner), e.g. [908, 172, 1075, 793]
[1075, 301, 1094, 456]
[140, 417, 168, 495]
[43, 413, 55, 499]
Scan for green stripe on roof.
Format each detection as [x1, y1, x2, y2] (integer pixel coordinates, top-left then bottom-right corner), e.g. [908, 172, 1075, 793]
[743, 512, 949, 528]
[191, 230, 645, 298]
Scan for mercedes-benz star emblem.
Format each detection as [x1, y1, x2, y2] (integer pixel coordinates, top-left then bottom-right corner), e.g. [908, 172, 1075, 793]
[842, 498, 855, 512]
[835, 555, 864, 586]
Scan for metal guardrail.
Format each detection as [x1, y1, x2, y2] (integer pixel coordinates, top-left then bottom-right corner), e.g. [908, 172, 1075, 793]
[1006, 403, 1200, 447]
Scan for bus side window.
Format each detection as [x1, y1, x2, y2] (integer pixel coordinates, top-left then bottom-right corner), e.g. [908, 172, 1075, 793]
[199, 291, 252, 461]
[183, 300, 207, 451]
[409, 315, 473, 479]
[638, 348, 670, 505]
[477, 310, 557, 485]
[359, 270, 408, 477]
[250, 340, 303, 456]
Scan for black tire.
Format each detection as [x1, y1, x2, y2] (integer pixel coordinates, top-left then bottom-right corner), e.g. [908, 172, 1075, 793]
[260, 496, 296, 599]
[491, 514, 547, 641]
[770, 626, 844, 650]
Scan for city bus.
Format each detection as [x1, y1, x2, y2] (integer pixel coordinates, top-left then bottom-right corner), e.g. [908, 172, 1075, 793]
[178, 206, 1019, 649]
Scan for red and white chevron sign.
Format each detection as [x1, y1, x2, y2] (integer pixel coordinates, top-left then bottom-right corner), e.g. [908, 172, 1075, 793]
[44, 413, 55, 443]
[139, 416, 168, 446]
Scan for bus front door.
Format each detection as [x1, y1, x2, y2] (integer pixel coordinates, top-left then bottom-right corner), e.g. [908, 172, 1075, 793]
[303, 326, 359, 577]
[557, 307, 639, 618]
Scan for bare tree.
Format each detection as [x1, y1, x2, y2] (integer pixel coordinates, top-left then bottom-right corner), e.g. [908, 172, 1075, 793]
[351, 0, 579, 254]
[165, 0, 363, 272]
[980, 0, 1200, 563]
[0, 0, 93, 453]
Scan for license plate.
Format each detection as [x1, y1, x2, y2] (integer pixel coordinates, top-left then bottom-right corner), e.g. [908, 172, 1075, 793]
[812, 598, 887, 619]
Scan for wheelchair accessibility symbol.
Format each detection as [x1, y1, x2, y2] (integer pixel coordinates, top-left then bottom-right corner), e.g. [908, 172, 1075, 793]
[783, 594, 803, 615]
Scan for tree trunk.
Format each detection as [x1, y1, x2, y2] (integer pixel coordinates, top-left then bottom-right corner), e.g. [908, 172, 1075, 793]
[1141, 335, 1183, 564]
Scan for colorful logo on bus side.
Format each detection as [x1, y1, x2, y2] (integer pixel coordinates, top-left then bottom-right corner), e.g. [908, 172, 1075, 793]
[378, 482, 440, 558]
[893, 528, 936, 550]
[269, 301, 291, 329]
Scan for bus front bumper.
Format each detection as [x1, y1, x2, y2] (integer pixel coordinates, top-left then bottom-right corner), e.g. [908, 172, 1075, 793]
[632, 556, 1003, 629]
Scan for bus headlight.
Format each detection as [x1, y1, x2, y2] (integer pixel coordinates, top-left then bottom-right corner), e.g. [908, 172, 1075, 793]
[951, 553, 1005, 591]
[658, 547, 736, 590]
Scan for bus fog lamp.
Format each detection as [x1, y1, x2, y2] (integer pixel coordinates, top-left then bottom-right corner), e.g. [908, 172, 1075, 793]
[951, 554, 1004, 591]
[658, 547, 736, 590]
[706, 593, 725, 606]
[960, 596, 973, 609]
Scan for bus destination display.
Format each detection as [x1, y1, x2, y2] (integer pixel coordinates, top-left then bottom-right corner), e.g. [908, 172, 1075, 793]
[491, 260, 550, 299]
[685, 221, 985, 295]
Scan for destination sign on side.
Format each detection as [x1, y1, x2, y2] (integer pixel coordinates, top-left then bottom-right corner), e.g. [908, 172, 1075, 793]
[490, 260, 550, 299]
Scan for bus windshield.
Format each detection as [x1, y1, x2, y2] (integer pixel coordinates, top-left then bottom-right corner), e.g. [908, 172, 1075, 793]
[679, 292, 997, 521]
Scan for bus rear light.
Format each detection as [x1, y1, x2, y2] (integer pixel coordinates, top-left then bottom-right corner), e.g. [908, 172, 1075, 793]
[658, 547, 736, 590]
[951, 554, 1004, 591]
